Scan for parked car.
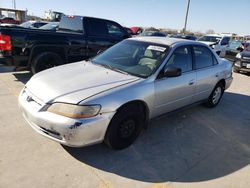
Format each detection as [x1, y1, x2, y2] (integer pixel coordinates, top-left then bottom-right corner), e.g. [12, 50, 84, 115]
[0, 15, 129, 74]
[0, 17, 20, 24]
[221, 40, 244, 61]
[139, 31, 167, 37]
[19, 37, 233, 150]
[198, 34, 231, 55]
[170, 34, 197, 41]
[124, 27, 133, 36]
[130, 27, 143, 35]
[39, 22, 59, 31]
[233, 45, 250, 73]
[19, 20, 49, 29]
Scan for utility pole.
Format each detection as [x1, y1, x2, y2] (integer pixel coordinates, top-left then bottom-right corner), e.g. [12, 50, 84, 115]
[13, 0, 16, 9]
[183, 0, 190, 34]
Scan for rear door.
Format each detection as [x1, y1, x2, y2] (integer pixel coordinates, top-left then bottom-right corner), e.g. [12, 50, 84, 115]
[192, 45, 220, 102]
[85, 18, 127, 58]
[154, 46, 196, 116]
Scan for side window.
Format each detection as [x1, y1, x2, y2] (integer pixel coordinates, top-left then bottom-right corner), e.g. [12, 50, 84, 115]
[193, 46, 214, 69]
[87, 19, 108, 36]
[221, 37, 230, 45]
[107, 21, 125, 37]
[166, 46, 192, 73]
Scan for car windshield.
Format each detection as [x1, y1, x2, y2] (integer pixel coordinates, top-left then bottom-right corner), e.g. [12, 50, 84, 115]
[92, 40, 169, 78]
[40, 22, 59, 30]
[228, 41, 242, 50]
[19, 21, 33, 28]
[198, 36, 221, 42]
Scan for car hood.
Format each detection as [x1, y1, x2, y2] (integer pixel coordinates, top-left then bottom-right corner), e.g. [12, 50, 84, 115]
[25, 61, 140, 104]
[241, 50, 250, 58]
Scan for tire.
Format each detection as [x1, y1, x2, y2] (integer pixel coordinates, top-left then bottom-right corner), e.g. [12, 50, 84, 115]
[104, 104, 145, 150]
[205, 82, 224, 108]
[31, 52, 63, 74]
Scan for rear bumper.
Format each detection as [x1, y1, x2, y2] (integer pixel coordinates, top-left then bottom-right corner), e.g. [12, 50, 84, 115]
[0, 56, 13, 66]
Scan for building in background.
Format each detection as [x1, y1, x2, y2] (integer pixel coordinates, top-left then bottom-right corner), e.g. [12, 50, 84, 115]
[0, 7, 27, 23]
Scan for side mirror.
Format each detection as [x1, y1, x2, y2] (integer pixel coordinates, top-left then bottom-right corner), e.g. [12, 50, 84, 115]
[164, 65, 182, 77]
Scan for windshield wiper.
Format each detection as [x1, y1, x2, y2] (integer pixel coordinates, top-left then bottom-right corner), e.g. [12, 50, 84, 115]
[92, 61, 128, 75]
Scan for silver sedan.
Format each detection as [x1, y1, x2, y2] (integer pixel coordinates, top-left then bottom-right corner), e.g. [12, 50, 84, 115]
[19, 37, 233, 150]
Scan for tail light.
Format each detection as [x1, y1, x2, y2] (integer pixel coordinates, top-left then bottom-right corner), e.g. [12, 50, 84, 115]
[0, 34, 12, 51]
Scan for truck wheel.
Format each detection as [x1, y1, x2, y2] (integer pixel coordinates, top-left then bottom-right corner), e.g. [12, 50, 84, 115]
[104, 104, 144, 150]
[31, 52, 63, 74]
[205, 82, 224, 108]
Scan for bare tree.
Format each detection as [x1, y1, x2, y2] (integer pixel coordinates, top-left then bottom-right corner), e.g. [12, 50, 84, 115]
[206, 29, 215, 34]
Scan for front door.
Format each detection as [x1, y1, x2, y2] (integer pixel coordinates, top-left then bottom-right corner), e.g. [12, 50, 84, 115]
[153, 46, 196, 116]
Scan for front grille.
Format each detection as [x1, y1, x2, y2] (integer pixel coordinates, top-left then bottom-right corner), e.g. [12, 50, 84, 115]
[22, 89, 44, 111]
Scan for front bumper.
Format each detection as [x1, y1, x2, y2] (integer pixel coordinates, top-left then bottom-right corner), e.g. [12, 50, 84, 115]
[234, 58, 250, 72]
[18, 88, 115, 147]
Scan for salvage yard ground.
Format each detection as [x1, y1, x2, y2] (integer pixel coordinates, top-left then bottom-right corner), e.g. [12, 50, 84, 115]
[0, 65, 250, 188]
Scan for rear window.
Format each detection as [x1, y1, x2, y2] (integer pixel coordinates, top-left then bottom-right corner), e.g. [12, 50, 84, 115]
[59, 16, 83, 33]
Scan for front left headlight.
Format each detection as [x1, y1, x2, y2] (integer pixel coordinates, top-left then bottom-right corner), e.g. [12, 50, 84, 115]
[236, 53, 242, 59]
[47, 103, 101, 119]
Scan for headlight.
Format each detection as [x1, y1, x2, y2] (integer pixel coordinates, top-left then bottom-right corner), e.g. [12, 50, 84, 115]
[236, 53, 242, 59]
[47, 103, 101, 119]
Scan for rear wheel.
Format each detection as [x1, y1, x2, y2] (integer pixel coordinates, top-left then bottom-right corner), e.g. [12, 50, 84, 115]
[31, 52, 63, 74]
[104, 104, 145, 150]
[205, 82, 224, 108]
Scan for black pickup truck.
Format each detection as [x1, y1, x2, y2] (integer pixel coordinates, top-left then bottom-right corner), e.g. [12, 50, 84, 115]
[0, 16, 130, 73]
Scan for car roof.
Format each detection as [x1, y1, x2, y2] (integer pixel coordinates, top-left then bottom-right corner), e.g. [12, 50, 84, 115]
[128, 36, 200, 46]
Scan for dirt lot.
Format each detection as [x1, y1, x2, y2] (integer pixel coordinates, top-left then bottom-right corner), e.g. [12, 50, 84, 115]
[0, 66, 250, 188]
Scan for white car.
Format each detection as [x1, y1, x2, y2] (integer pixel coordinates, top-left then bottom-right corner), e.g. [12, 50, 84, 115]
[198, 34, 231, 55]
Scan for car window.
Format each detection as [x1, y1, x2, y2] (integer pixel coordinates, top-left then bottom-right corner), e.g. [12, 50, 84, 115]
[221, 37, 230, 45]
[59, 16, 83, 33]
[92, 40, 169, 78]
[107, 21, 125, 37]
[87, 18, 108, 36]
[194, 46, 214, 69]
[166, 46, 192, 73]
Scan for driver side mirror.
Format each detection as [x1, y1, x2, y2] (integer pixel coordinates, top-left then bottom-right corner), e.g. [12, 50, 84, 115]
[164, 65, 182, 77]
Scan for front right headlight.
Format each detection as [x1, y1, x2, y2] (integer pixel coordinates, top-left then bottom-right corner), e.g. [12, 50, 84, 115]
[47, 103, 101, 119]
[236, 53, 242, 59]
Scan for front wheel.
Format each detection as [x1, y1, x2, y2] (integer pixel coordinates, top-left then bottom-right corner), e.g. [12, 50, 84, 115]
[104, 104, 145, 150]
[205, 83, 224, 108]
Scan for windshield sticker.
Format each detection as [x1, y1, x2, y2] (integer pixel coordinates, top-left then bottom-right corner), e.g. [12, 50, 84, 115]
[147, 45, 166, 52]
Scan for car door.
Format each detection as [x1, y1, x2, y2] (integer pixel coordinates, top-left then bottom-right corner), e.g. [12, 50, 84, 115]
[85, 18, 127, 58]
[192, 45, 220, 102]
[154, 46, 196, 116]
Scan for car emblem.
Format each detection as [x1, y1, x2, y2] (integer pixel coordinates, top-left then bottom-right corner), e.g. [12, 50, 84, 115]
[26, 95, 34, 102]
